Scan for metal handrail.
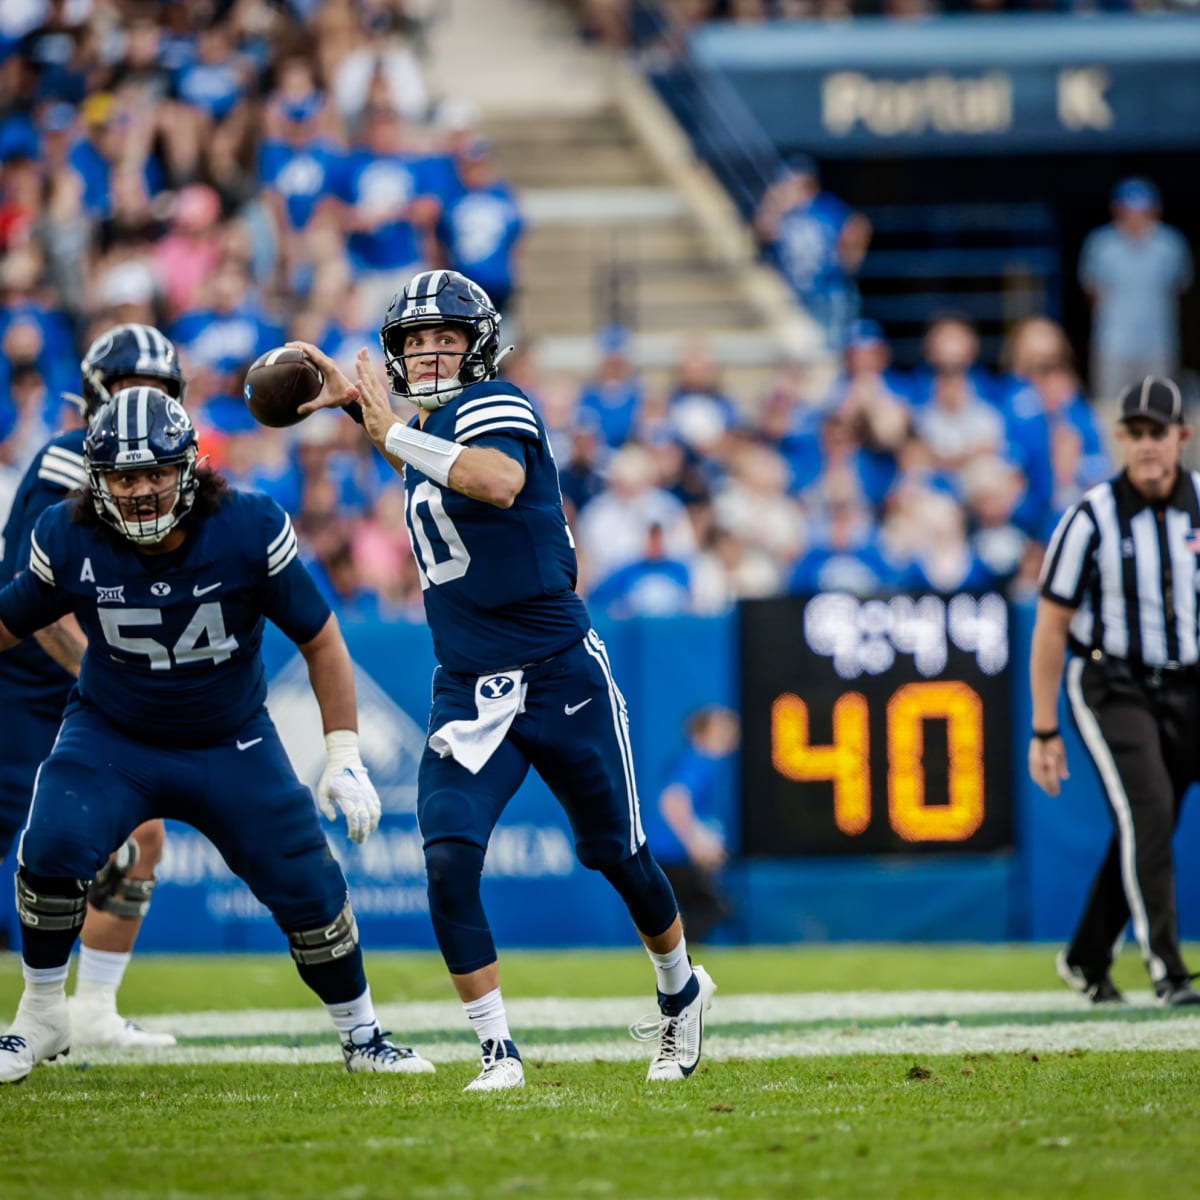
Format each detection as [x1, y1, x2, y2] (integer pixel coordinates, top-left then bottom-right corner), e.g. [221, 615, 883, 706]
[630, 0, 785, 219]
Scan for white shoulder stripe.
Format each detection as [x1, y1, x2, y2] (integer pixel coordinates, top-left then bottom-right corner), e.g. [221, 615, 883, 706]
[267, 539, 298, 577]
[44, 446, 85, 467]
[38, 462, 87, 490]
[29, 532, 55, 585]
[456, 403, 539, 434]
[267, 514, 294, 555]
[457, 418, 540, 443]
[267, 528, 299, 576]
[456, 391, 533, 418]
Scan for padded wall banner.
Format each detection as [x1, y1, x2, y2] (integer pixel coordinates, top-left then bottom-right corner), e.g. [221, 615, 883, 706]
[119, 622, 641, 954]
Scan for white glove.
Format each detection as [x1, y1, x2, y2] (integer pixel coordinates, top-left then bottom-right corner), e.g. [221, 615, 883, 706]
[316, 730, 381, 845]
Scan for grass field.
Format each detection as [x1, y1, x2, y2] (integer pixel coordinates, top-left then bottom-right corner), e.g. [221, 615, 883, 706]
[2, 944, 1199, 1200]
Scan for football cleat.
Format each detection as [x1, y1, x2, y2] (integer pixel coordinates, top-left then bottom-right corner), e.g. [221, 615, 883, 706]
[341, 1024, 435, 1074]
[1156, 977, 1200, 1007]
[67, 995, 177, 1047]
[1055, 951, 1126, 1005]
[0, 998, 71, 1085]
[631, 964, 716, 1082]
[464, 1038, 525, 1092]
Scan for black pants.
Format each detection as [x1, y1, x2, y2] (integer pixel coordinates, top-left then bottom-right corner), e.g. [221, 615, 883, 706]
[662, 863, 732, 945]
[1065, 655, 1198, 987]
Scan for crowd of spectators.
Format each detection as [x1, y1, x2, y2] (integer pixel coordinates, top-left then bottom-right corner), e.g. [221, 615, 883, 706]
[520, 310, 1110, 620]
[571, 0, 1195, 47]
[0, 0, 1121, 628]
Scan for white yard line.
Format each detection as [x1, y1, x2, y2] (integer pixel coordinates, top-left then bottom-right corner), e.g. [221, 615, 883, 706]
[54, 1016, 1200, 1069]
[128, 989, 1163, 1039]
[63, 989, 1200, 1067]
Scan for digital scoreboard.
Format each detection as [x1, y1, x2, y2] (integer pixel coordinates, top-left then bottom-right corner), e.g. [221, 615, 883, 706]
[740, 592, 1013, 856]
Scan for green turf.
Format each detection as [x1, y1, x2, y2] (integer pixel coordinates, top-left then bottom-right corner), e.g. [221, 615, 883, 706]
[2, 1053, 1198, 1200]
[2, 945, 1198, 1199]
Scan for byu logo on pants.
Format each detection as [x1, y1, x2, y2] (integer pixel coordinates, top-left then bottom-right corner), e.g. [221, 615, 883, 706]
[481, 675, 516, 699]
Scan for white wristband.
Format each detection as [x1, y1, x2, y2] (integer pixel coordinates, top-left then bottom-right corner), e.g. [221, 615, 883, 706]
[384, 421, 464, 487]
[324, 729, 362, 771]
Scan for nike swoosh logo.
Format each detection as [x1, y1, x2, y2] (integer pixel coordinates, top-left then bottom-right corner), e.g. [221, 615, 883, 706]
[193, 582, 222, 597]
[236, 738, 263, 751]
[564, 699, 593, 716]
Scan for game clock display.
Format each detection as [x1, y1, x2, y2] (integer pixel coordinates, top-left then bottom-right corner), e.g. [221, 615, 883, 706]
[740, 592, 1013, 856]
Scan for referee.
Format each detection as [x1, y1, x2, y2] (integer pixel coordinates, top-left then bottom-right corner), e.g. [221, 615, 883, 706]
[1031, 376, 1200, 1007]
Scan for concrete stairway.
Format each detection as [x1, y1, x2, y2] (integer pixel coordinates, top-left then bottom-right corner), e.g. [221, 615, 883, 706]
[420, 0, 822, 395]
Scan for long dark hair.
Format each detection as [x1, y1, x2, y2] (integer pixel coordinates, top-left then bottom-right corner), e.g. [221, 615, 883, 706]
[71, 465, 231, 532]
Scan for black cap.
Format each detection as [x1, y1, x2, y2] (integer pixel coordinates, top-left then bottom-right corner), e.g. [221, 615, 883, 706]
[1118, 376, 1184, 427]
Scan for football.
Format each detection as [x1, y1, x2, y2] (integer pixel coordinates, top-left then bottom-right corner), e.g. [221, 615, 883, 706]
[243, 347, 324, 428]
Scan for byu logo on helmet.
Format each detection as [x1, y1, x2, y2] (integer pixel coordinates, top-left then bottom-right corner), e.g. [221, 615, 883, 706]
[80, 323, 186, 417]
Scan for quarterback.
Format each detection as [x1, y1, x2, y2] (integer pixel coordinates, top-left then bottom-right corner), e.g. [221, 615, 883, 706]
[291, 269, 716, 1091]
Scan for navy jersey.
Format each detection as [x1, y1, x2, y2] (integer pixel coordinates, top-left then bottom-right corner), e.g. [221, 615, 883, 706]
[403, 379, 589, 674]
[0, 489, 331, 746]
[0, 429, 86, 713]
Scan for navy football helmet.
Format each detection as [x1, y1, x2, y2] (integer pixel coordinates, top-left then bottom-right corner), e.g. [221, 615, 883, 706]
[380, 270, 504, 409]
[80, 324, 186, 417]
[85, 386, 199, 545]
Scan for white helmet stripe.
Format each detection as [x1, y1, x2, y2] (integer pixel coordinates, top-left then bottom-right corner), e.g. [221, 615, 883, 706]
[135, 387, 149, 448]
[131, 322, 150, 368]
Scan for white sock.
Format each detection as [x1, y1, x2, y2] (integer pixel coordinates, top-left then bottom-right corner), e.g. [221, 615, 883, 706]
[20, 962, 69, 1009]
[325, 987, 378, 1038]
[76, 946, 131, 996]
[463, 987, 511, 1045]
[647, 937, 693, 997]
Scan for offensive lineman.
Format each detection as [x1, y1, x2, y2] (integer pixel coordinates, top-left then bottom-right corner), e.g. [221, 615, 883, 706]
[291, 269, 715, 1091]
[0, 386, 434, 1082]
[0, 325, 181, 1047]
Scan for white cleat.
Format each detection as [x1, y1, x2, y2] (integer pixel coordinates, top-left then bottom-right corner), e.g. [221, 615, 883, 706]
[342, 1024, 435, 1074]
[0, 999, 72, 1085]
[632, 964, 716, 1082]
[67, 997, 177, 1048]
[464, 1038, 525, 1092]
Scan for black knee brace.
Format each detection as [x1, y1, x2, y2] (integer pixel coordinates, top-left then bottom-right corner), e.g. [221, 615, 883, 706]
[599, 843, 679, 938]
[16, 871, 89, 934]
[88, 837, 156, 919]
[287, 900, 359, 966]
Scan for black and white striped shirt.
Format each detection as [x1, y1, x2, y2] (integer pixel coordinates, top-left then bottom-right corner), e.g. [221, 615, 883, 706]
[1040, 470, 1200, 667]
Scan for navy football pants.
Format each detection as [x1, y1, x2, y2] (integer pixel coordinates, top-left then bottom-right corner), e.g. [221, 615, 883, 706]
[0, 700, 65, 865]
[419, 630, 678, 972]
[20, 702, 348, 933]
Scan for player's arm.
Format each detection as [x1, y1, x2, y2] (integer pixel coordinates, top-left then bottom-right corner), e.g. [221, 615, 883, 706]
[264, 521, 382, 848]
[660, 783, 727, 870]
[1028, 595, 1077, 800]
[292, 343, 527, 508]
[0, 526, 73, 653]
[297, 612, 358, 736]
[0, 614, 21, 653]
[33, 613, 86, 676]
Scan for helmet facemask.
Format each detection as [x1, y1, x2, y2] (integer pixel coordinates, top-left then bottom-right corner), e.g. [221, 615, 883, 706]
[90, 446, 200, 545]
[85, 387, 200, 545]
[382, 318, 497, 410]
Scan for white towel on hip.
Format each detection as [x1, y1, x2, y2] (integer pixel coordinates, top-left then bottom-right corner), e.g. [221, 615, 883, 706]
[428, 670, 526, 775]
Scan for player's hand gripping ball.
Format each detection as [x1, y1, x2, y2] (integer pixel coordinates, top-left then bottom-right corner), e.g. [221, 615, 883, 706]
[243, 348, 324, 428]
